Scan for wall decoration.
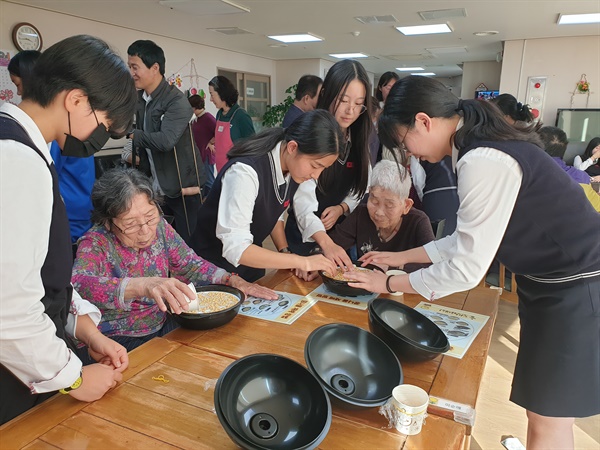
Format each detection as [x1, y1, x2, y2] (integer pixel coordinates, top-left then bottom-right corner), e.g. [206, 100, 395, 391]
[0, 50, 19, 106]
[570, 73, 591, 108]
[166, 58, 209, 96]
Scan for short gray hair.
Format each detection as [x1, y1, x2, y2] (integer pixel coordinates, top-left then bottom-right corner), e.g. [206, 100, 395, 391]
[370, 160, 411, 199]
[91, 168, 161, 226]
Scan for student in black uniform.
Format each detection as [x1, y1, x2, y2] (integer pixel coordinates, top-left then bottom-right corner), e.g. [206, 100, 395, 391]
[285, 59, 373, 269]
[190, 110, 340, 282]
[349, 76, 600, 450]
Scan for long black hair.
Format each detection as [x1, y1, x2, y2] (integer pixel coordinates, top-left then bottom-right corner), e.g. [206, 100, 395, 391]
[7, 50, 40, 96]
[583, 137, 600, 160]
[379, 75, 542, 166]
[228, 109, 343, 159]
[375, 71, 400, 102]
[316, 59, 373, 198]
[25, 35, 137, 137]
[491, 93, 534, 123]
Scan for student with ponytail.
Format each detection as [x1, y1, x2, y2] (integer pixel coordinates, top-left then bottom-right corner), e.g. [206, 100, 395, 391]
[491, 93, 535, 124]
[350, 76, 600, 450]
[190, 110, 340, 282]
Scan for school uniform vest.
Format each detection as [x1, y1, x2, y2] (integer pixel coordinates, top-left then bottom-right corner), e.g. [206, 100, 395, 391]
[459, 140, 600, 280]
[0, 116, 74, 422]
[191, 152, 299, 281]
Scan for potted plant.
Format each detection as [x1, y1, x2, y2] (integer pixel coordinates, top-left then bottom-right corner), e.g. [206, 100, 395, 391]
[262, 84, 297, 127]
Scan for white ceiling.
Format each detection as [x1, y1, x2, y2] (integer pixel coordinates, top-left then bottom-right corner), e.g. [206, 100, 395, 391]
[10, 0, 600, 78]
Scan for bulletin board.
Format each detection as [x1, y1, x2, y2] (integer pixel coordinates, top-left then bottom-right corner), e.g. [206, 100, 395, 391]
[0, 50, 20, 106]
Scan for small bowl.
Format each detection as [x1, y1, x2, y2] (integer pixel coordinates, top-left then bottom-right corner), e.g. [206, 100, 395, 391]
[215, 354, 332, 450]
[304, 323, 402, 408]
[319, 262, 382, 297]
[368, 298, 450, 362]
[167, 284, 244, 330]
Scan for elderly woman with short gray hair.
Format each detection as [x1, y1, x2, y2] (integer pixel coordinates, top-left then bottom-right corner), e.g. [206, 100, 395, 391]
[72, 169, 276, 351]
[296, 160, 434, 280]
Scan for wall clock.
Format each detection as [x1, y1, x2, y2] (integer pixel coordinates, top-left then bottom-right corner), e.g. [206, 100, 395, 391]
[12, 22, 43, 51]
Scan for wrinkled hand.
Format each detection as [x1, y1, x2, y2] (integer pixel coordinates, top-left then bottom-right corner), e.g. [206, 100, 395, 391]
[87, 332, 129, 372]
[69, 364, 123, 402]
[347, 269, 389, 294]
[229, 275, 279, 300]
[142, 277, 196, 314]
[207, 142, 215, 155]
[320, 206, 343, 231]
[293, 268, 319, 281]
[320, 240, 353, 270]
[359, 251, 404, 269]
[301, 254, 337, 275]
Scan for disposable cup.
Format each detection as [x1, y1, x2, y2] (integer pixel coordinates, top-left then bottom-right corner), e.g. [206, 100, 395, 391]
[391, 384, 429, 435]
[385, 270, 406, 297]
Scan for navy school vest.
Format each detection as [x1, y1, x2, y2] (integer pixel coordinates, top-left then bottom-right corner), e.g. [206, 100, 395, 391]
[191, 151, 299, 281]
[459, 140, 600, 279]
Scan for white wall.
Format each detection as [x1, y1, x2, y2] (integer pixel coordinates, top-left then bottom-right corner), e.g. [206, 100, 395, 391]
[274, 59, 321, 104]
[0, 1, 276, 117]
[461, 61, 502, 100]
[500, 35, 600, 125]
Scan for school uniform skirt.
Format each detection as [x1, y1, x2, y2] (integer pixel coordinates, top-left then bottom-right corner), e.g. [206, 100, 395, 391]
[510, 274, 600, 417]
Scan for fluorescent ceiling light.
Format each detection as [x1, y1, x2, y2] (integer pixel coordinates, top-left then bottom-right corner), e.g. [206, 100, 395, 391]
[396, 67, 424, 71]
[268, 33, 322, 43]
[329, 53, 369, 58]
[396, 23, 452, 36]
[558, 13, 600, 25]
[412, 72, 436, 76]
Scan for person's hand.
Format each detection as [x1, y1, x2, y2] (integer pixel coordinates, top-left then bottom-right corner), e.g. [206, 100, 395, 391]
[228, 275, 279, 300]
[207, 142, 215, 155]
[300, 254, 337, 275]
[293, 268, 319, 281]
[141, 277, 196, 314]
[87, 332, 129, 372]
[347, 269, 389, 294]
[68, 364, 123, 402]
[591, 175, 600, 183]
[591, 145, 600, 161]
[320, 240, 353, 270]
[320, 205, 344, 230]
[359, 251, 404, 269]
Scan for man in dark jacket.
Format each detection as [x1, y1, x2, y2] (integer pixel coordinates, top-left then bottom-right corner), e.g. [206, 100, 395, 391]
[127, 40, 205, 244]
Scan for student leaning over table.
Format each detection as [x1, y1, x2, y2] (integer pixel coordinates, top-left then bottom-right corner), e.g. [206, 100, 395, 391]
[0, 35, 135, 425]
[348, 76, 600, 450]
[189, 109, 340, 283]
[72, 169, 277, 353]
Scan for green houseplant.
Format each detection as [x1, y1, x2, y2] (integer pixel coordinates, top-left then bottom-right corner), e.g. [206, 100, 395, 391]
[262, 84, 297, 127]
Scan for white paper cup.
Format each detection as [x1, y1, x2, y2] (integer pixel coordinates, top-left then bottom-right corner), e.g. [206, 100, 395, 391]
[391, 384, 429, 435]
[385, 270, 406, 296]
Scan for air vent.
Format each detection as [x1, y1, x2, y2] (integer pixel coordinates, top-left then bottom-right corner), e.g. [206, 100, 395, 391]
[354, 15, 398, 24]
[209, 27, 253, 35]
[426, 47, 468, 55]
[383, 54, 436, 61]
[159, 0, 250, 15]
[418, 8, 466, 21]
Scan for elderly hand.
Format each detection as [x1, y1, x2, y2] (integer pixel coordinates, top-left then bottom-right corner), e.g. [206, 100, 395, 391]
[320, 205, 344, 230]
[132, 277, 196, 314]
[228, 275, 279, 300]
[293, 268, 320, 281]
[87, 332, 129, 372]
[359, 251, 404, 269]
[347, 269, 389, 294]
[69, 364, 123, 402]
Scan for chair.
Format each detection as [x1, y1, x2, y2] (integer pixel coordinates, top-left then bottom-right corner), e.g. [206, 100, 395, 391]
[480, 260, 518, 303]
[430, 219, 446, 240]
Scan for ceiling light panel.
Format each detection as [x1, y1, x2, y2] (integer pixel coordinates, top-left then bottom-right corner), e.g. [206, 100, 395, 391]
[396, 23, 452, 36]
[329, 53, 369, 58]
[396, 67, 424, 71]
[557, 13, 600, 25]
[268, 33, 322, 43]
[412, 72, 436, 76]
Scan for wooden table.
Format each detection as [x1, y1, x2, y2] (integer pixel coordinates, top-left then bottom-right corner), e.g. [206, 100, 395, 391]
[1, 270, 499, 449]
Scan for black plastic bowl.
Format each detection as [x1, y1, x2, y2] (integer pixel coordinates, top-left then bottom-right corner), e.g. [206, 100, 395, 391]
[214, 354, 332, 450]
[368, 298, 450, 362]
[304, 323, 402, 408]
[168, 284, 244, 330]
[319, 262, 382, 297]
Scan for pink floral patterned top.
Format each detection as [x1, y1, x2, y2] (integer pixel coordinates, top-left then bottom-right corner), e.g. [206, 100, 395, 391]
[72, 219, 228, 337]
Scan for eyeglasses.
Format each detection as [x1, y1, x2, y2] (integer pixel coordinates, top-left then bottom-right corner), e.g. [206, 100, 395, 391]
[398, 127, 410, 154]
[339, 99, 367, 115]
[112, 209, 162, 235]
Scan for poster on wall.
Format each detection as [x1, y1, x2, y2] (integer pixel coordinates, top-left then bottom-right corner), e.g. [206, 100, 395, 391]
[0, 50, 20, 106]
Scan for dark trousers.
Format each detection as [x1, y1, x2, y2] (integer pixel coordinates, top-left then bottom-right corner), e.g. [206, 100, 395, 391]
[108, 315, 179, 353]
[163, 194, 201, 246]
[0, 365, 55, 425]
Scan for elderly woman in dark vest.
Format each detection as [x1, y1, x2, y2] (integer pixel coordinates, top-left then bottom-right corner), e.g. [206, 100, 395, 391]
[72, 169, 276, 352]
[349, 76, 600, 449]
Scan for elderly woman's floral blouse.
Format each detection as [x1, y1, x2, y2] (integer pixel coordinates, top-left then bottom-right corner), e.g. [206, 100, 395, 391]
[72, 219, 227, 337]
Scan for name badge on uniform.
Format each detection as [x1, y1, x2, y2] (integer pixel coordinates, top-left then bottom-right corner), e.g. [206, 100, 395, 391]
[283, 200, 290, 208]
[346, 162, 353, 168]
[218, 125, 224, 132]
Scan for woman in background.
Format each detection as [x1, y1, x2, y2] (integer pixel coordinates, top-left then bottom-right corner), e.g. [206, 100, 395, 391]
[491, 93, 535, 124]
[573, 136, 600, 178]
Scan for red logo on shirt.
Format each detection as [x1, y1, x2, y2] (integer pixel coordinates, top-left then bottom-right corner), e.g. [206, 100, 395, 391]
[346, 162, 353, 168]
[283, 200, 290, 208]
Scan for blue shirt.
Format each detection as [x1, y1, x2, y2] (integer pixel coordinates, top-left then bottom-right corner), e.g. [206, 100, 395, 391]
[282, 104, 304, 128]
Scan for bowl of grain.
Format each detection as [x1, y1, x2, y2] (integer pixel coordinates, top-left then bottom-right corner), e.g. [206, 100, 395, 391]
[319, 262, 383, 297]
[168, 284, 244, 330]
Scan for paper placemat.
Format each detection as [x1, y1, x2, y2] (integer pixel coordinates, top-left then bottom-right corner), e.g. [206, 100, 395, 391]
[306, 283, 378, 310]
[238, 291, 316, 325]
[414, 302, 490, 359]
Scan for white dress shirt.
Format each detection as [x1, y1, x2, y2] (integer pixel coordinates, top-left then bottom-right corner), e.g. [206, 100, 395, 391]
[216, 142, 290, 267]
[409, 141, 523, 300]
[0, 103, 100, 393]
[573, 154, 597, 172]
